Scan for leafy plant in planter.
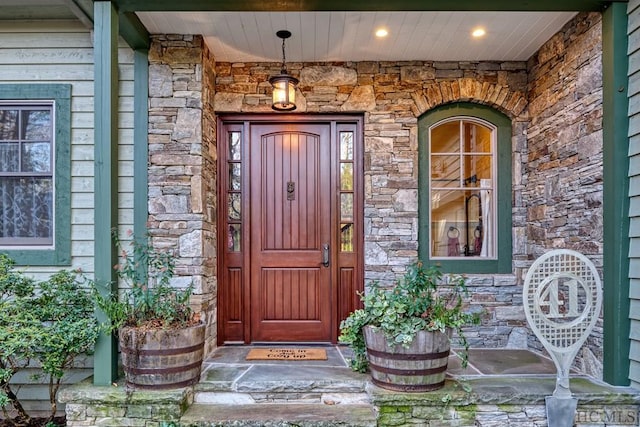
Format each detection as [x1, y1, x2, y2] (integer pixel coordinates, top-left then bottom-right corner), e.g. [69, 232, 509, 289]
[339, 262, 480, 391]
[92, 230, 205, 390]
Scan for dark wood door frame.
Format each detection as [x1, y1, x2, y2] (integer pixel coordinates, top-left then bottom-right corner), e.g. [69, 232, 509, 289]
[216, 114, 364, 344]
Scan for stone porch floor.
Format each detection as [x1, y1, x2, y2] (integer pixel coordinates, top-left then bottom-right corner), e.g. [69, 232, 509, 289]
[198, 345, 560, 387]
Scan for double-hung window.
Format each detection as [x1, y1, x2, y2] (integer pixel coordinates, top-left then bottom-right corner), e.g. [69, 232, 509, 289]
[419, 103, 511, 273]
[0, 105, 54, 246]
[0, 85, 71, 265]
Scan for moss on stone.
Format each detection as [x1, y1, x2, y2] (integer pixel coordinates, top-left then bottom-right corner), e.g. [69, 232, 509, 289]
[377, 412, 408, 426]
[153, 404, 186, 421]
[496, 404, 523, 413]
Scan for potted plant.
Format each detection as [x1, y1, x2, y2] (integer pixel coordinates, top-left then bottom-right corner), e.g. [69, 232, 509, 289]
[93, 230, 205, 390]
[339, 261, 480, 392]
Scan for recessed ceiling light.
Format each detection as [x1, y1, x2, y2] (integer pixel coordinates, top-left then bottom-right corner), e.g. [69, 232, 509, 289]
[375, 28, 389, 38]
[472, 28, 486, 38]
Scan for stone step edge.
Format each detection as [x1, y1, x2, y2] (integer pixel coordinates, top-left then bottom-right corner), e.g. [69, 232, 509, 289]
[194, 381, 368, 394]
[194, 391, 371, 405]
[180, 403, 378, 426]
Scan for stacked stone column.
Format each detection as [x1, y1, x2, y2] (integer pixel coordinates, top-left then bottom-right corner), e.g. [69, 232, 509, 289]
[148, 35, 217, 354]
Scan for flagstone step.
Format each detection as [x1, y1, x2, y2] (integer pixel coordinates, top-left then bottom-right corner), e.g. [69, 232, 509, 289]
[186, 346, 377, 426]
[194, 390, 371, 405]
[197, 364, 368, 394]
[180, 403, 378, 427]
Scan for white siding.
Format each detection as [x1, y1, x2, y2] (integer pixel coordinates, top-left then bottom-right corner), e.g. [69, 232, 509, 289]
[0, 20, 135, 413]
[0, 20, 135, 279]
[628, 0, 640, 389]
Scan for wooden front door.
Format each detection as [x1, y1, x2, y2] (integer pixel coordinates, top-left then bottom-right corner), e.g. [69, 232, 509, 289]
[250, 124, 332, 341]
[217, 115, 363, 344]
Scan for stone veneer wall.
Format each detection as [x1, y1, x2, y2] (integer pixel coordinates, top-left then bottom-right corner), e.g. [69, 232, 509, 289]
[525, 12, 604, 378]
[201, 37, 218, 352]
[147, 35, 217, 355]
[214, 59, 530, 349]
[370, 378, 640, 427]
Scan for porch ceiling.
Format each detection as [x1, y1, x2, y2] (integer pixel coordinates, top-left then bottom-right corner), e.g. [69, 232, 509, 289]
[137, 11, 578, 62]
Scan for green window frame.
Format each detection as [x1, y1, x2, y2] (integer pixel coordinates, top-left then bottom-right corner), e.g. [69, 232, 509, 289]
[418, 102, 512, 273]
[0, 84, 71, 266]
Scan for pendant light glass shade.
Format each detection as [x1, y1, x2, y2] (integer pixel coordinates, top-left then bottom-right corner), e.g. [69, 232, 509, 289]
[270, 30, 298, 111]
[270, 73, 298, 111]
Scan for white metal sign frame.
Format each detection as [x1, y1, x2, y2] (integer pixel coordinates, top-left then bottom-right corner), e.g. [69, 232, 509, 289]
[523, 249, 602, 398]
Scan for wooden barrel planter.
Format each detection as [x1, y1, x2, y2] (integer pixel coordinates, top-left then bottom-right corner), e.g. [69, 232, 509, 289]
[363, 325, 451, 392]
[119, 322, 206, 390]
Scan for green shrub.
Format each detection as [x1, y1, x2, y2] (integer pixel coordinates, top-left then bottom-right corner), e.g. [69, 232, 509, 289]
[0, 254, 99, 425]
[0, 254, 40, 422]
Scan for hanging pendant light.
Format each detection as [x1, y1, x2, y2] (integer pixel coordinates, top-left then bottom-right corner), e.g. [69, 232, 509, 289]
[269, 30, 298, 111]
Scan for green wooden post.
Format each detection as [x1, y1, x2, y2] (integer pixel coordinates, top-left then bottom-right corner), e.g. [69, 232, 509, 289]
[93, 0, 120, 385]
[602, 1, 631, 387]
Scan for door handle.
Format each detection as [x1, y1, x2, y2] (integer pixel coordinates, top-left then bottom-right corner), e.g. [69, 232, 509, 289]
[322, 244, 330, 267]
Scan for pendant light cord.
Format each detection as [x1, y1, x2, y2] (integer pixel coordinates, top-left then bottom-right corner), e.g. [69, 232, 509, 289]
[281, 37, 287, 73]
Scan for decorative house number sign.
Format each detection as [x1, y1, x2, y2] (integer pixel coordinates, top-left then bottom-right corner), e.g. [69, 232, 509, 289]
[523, 249, 602, 427]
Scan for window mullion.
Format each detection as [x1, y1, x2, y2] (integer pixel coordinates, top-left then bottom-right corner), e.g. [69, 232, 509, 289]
[17, 108, 22, 173]
[459, 120, 464, 188]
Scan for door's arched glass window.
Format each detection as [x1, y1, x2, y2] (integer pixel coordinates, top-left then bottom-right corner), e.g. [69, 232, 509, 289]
[429, 118, 496, 259]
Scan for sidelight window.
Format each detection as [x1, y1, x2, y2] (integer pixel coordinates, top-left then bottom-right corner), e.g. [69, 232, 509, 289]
[339, 131, 354, 252]
[227, 131, 242, 252]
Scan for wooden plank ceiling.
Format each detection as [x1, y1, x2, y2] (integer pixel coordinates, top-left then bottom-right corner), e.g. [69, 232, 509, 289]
[137, 11, 578, 62]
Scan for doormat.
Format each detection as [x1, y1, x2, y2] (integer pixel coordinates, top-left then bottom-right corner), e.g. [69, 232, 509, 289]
[246, 348, 328, 361]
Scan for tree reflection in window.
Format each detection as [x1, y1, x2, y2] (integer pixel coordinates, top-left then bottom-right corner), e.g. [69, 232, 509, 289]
[0, 106, 53, 245]
[340, 132, 354, 252]
[227, 131, 242, 252]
